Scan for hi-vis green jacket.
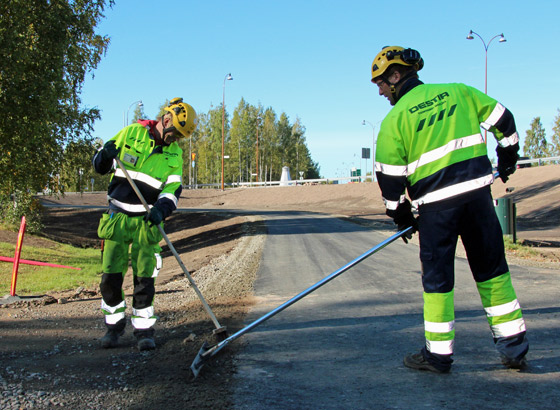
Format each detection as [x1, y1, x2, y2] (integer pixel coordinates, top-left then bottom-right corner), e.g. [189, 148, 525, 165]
[93, 121, 183, 219]
[374, 81, 519, 214]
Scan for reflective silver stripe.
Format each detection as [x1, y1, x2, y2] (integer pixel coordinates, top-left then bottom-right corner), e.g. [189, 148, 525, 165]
[481, 102, 505, 129]
[497, 132, 519, 148]
[109, 198, 150, 213]
[383, 194, 406, 211]
[151, 253, 162, 278]
[104, 311, 125, 325]
[165, 174, 182, 185]
[133, 306, 154, 317]
[484, 299, 521, 317]
[376, 162, 408, 176]
[132, 316, 157, 329]
[101, 299, 126, 314]
[114, 168, 163, 190]
[158, 192, 178, 207]
[426, 339, 454, 355]
[408, 134, 484, 175]
[491, 318, 526, 338]
[412, 174, 493, 207]
[132, 306, 157, 329]
[101, 300, 126, 325]
[425, 320, 455, 333]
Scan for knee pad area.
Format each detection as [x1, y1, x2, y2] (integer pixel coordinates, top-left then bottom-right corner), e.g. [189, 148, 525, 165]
[100, 273, 124, 306]
[133, 276, 155, 309]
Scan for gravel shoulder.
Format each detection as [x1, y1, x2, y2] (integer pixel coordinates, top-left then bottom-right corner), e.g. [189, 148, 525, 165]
[1, 211, 266, 410]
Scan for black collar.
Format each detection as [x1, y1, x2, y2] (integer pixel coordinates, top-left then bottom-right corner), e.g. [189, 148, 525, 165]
[397, 77, 423, 101]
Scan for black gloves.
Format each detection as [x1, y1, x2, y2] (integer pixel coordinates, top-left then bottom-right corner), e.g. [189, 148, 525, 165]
[144, 206, 163, 227]
[101, 140, 120, 161]
[393, 199, 419, 244]
[496, 163, 516, 183]
[496, 144, 519, 183]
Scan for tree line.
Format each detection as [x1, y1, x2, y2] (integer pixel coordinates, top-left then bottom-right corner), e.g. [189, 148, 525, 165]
[144, 99, 321, 187]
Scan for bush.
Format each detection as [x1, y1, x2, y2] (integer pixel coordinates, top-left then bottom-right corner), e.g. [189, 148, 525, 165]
[0, 191, 43, 234]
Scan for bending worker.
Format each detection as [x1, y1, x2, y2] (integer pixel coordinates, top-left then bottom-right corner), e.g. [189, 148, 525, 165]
[93, 98, 197, 351]
[370, 46, 528, 373]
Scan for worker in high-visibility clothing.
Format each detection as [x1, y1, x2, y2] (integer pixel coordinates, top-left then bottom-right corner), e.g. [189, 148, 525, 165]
[370, 46, 528, 373]
[93, 98, 197, 351]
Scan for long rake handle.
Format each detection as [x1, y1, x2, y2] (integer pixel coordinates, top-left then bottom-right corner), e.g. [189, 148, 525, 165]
[114, 157, 224, 331]
[202, 226, 412, 359]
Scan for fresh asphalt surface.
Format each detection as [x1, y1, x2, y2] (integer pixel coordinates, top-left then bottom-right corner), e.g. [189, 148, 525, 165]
[229, 211, 559, 410]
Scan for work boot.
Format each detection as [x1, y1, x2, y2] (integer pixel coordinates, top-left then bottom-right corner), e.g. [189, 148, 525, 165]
[403, 352, 450, 374]
[501, 356, 528, 370]
[100, 329, 124, 348]
[137, 337, 156, 351]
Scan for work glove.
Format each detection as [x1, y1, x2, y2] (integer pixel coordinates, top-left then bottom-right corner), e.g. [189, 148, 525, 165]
[144, 206, 163, 227]
[101, 140, 120, 161]
[392, 199, 419, 244]
[496, 144, 519, 183]
[496, 164, 516, 183]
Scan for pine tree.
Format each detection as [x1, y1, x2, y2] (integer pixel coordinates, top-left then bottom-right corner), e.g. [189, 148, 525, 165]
[549, 109, 560, 157]
[523, 117, 548, 158]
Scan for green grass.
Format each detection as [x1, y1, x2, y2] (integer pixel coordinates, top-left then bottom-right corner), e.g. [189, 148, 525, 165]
[503, 236, 540, 258]
[0, 239, 102, 296]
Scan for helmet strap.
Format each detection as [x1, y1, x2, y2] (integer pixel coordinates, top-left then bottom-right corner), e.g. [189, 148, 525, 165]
[388, 71, 417, 103]
[160, 115, 178, 145]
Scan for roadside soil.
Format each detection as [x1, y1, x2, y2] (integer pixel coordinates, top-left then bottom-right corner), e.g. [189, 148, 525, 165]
[1, 165, 559, 409]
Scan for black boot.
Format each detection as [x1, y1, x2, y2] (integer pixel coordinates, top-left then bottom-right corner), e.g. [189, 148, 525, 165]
[100, 328, 124, 348]
[135, 328, 156, 351]
[100, 318, 126, 348]
[403, 351, 451, 374]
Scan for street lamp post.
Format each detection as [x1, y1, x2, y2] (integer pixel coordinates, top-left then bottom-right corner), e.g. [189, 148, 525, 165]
[362, 120, 377, 182]
[466, 30, 507, 143]
[256, 116, 260, 183]
[124, 100, 143, 127]
[221, 73, 233, 190]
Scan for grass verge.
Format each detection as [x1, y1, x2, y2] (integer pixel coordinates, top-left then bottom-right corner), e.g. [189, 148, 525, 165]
[503, 236, 543, 259]
[0, 240, 101, 296]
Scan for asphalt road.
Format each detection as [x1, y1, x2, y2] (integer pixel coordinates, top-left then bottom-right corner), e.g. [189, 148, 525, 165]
[231, 211, 560, 410]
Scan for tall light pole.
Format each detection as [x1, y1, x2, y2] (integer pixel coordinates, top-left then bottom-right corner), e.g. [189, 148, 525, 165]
[362, 120, 377, 182]
[466, 30, 507, 143]
[256, 116, 260, 183]
[221, 73, 233, 190]
[124, 100, 143, 127]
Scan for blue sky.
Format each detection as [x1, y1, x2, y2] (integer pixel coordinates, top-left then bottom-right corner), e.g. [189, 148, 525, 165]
[82, 0, 560, 179]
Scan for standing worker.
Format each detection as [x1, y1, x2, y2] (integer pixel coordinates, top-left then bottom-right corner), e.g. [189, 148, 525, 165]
[370, 46, 528, 373]
[93, 98, 197, 351]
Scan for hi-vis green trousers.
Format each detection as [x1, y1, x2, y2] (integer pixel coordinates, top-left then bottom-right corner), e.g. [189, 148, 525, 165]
[97, 211, 162, 337]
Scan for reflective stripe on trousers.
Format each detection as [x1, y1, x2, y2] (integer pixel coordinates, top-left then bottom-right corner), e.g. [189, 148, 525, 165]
[101, 300, 126, 325]
[424, 290, 455, 355]
[132, 306, 157, 330]
[477, 273, 526, 339]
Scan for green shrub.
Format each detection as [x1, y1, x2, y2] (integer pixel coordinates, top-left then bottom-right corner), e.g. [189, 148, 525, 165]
[0, 191, 43, 234]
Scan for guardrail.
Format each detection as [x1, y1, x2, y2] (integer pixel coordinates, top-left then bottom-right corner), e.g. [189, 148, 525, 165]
[516, 156, 560, 166]
[184, 176, 370, 189]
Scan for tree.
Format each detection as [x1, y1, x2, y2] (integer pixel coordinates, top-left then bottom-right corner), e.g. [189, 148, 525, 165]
[0, 0, 112, 230]
[523, 117, 548, 159]
[549, 109, 560, 157]
[131, 103, 147, 123]
[60, 138, 98, 193]
[163, 98, 320, 187]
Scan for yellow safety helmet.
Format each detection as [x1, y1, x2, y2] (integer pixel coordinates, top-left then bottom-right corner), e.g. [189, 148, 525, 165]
[164, 98, 198, 138]
[371, 46, 423, 83]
